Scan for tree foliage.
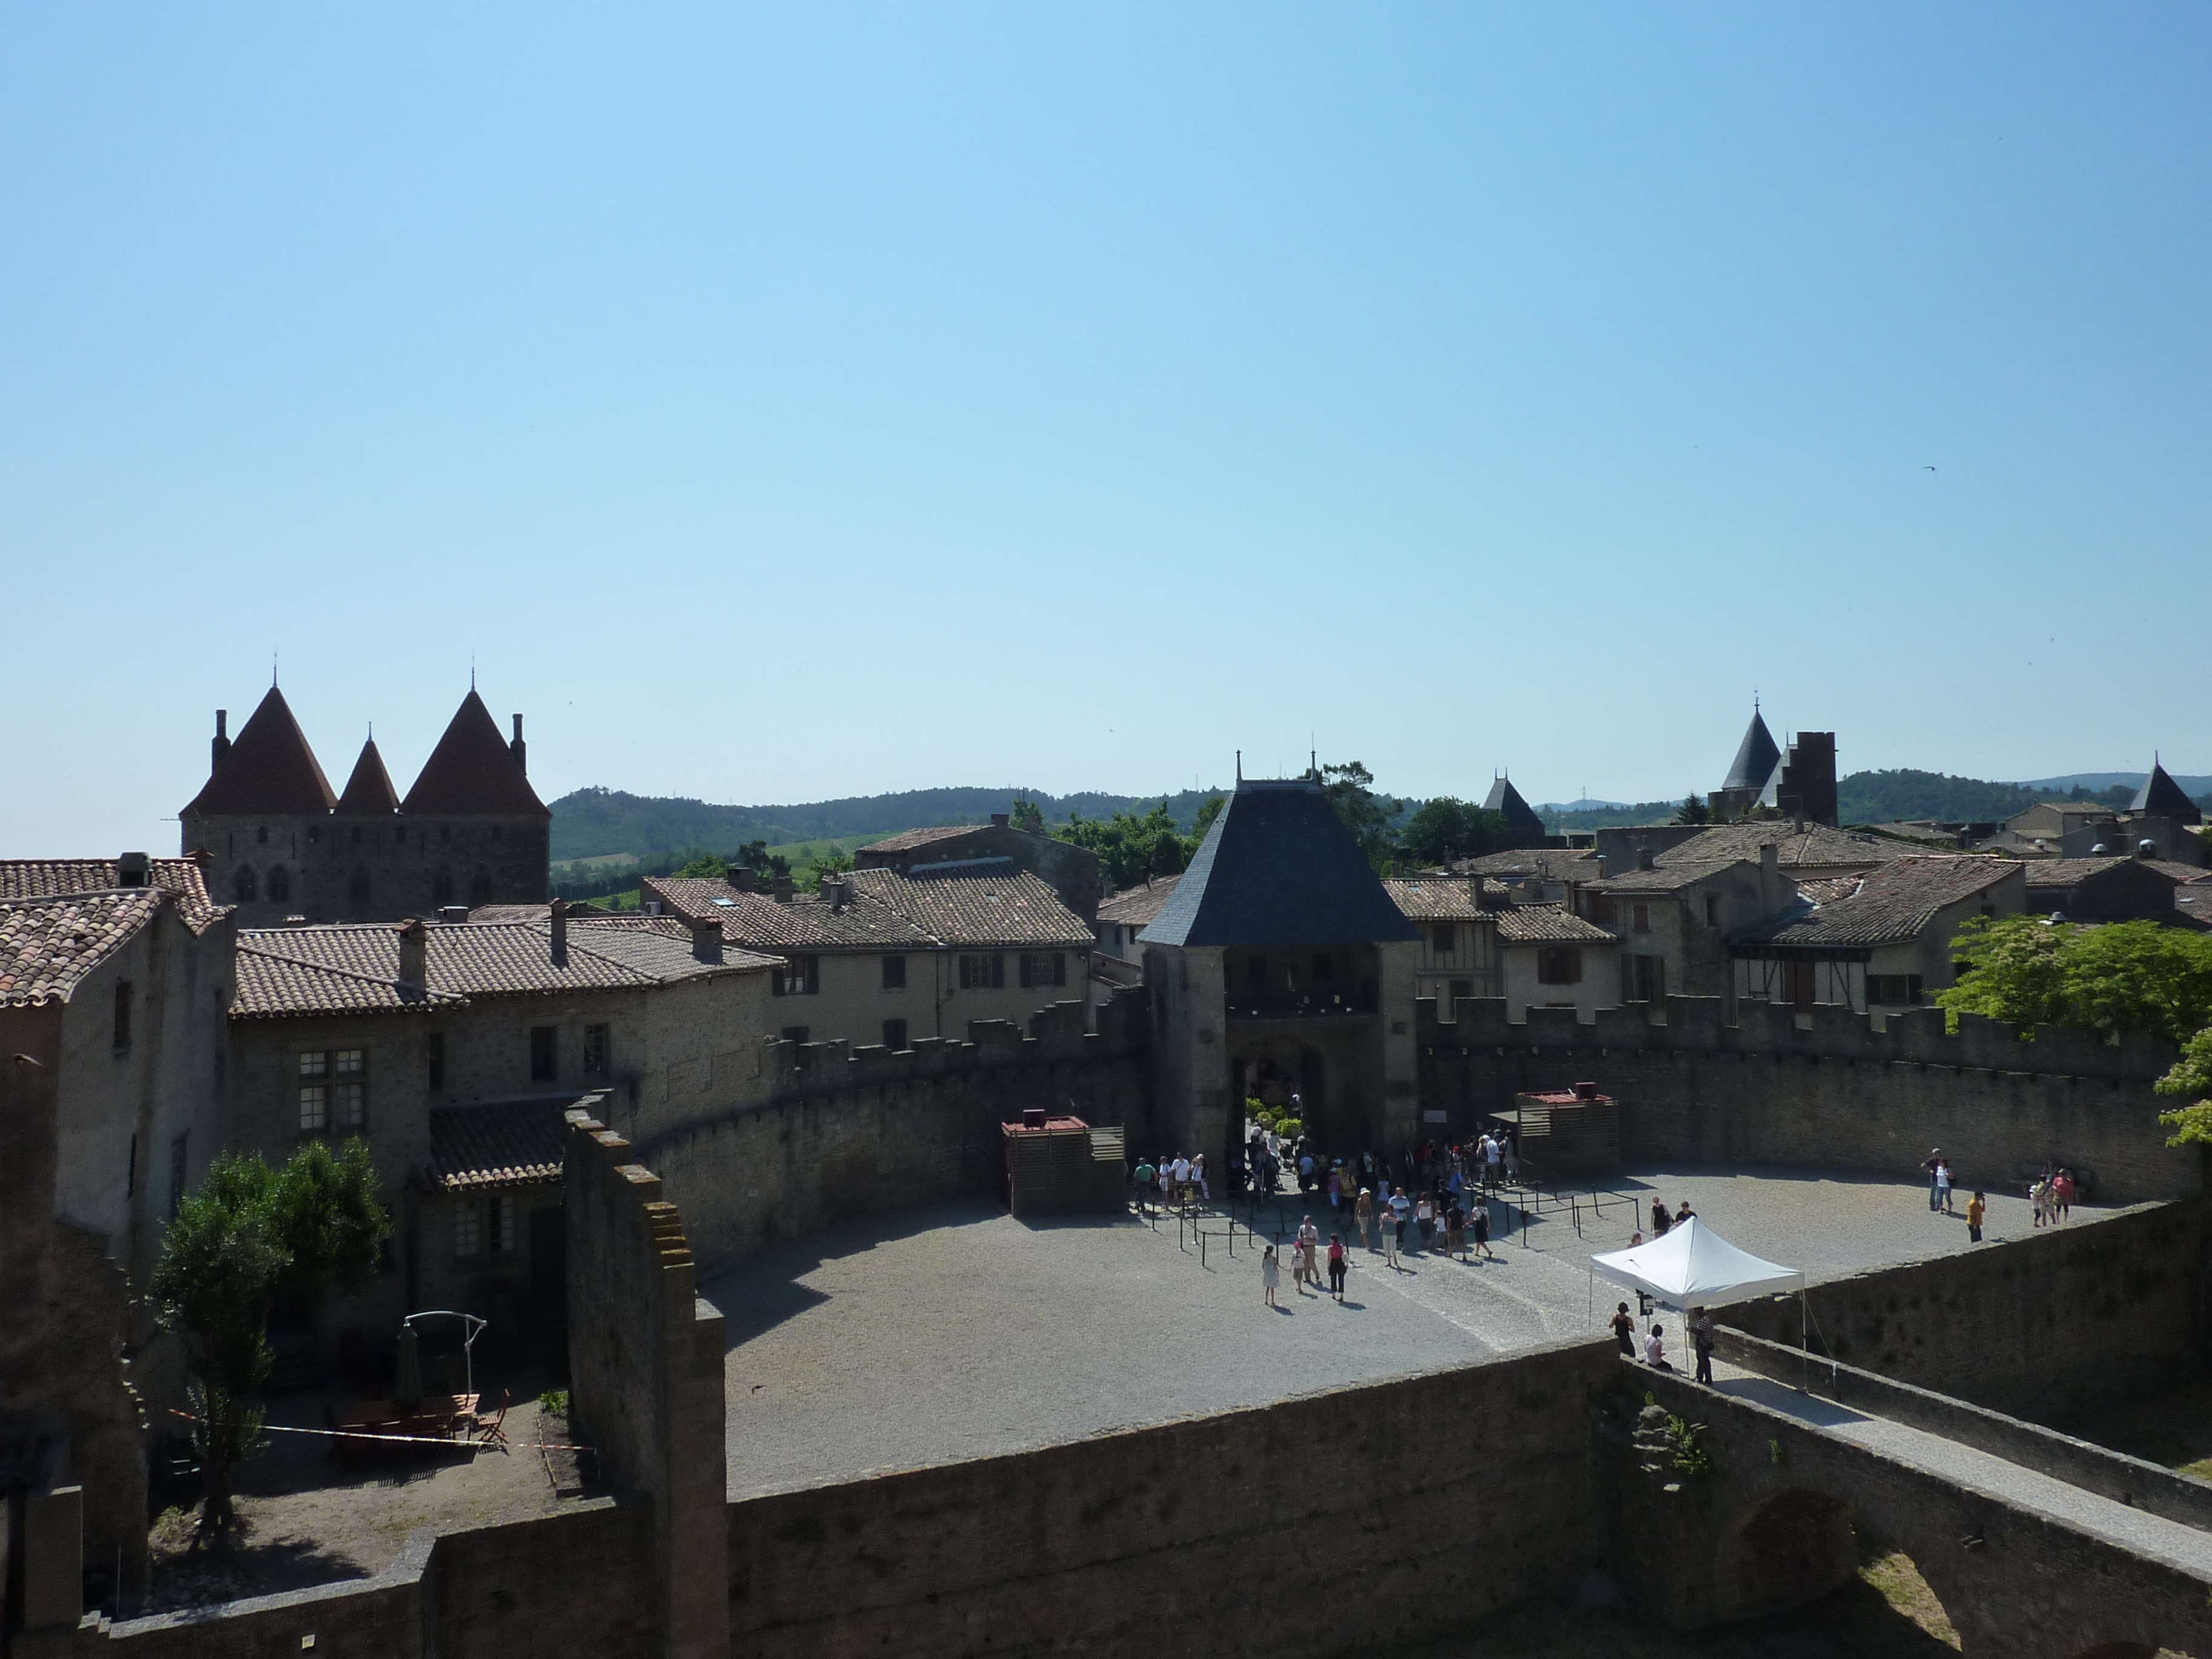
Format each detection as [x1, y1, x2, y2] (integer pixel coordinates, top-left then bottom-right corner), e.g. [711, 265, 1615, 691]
[1939, 916, 2212, 1046]
[1315, 761, 1403, 873]
[1674, 794, 1712, 826]
[1008, 797, 1045, 833]
[2157, 1027, 2212, 1147]
[1056, 797, 1225, 892]
[152, 1142, 389, 1537]
[1398, 798, 1507, 868]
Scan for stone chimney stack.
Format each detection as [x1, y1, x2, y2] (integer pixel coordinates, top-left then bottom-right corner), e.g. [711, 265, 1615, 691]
[991, 813, 1010, 830]
[510, 714, 527, 775]
[398, 918, 428, 989]
[117, 852, 150, 889]
[726, 866, 756, 893]
[549, 897, 569, 966]
[1635, 847, 1656, 872]
[690, 917, 723, 964]
[212, 709, 230, 772]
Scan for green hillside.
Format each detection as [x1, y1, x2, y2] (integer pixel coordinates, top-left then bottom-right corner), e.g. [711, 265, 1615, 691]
[1835, 769, 2131, 824]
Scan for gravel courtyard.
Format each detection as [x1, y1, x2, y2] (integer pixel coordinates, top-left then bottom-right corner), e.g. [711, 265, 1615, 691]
[712, 1165, 2073, 1497]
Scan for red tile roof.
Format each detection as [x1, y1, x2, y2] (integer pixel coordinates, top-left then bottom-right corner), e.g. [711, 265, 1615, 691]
[0, 891, 164, 1006]
[849, 865, 1093, 948]
[182, 686, 337, 818]
[400, 691, 549, 818]
[1097, 874, 1183, 928]
[1493, 905, 1618, 945]
[860, 825, 984, 854]
[335, 738, 401, 815]
[427, 1099, 574, 1191]
[0, 858, 226, 934]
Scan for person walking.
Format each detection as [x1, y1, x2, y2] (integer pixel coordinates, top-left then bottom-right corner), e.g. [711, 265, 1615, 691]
[1922, 1148, 1945, 1212]
[1132, 1156, 1155, 1215]
[1650, 1196, 1670, 1238]
[1503, 1128, 1520, 1184]
[1444, 1198, 1466, 1262]
[1414, 1191, 1435, 1252]
[1692, 1309, 1715, 1385]
[1966, 1188, 1986, 1244]
[1610, 1302, 1637, 1356]
[1327, 1235, 1347, 1301]
[2055, 1168, 2076, 1222]
[1472, 1199, 1496, 1261]
[1485, 1133, 1503, 1188]
[1297, 1215, 1320, 1292]
[1386, 1190, 1409, 1270]
[1356, 1186, 1376, 1252]
[1261, 1245, 1281, 1309]
[1934, 1156, 1953, 1216]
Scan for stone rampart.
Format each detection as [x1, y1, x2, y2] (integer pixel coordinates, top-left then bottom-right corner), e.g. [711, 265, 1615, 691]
[725, 1336, 1618, 1659]
[645, 989, 1151, 1270]
[1418, 995, 2200, 1202]
[1721, 1197, 2212, 1422]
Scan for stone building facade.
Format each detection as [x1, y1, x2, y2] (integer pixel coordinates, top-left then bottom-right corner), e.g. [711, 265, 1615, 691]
[178, 685, 551, 927]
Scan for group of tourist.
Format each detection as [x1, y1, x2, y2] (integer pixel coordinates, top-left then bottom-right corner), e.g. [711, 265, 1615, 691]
[1610, 1301, 1717, 1385]
[1242, 1126, 1523, 1205]
[1129, 1153, 1208, 1208]
[2030, 1167, 2077, 1228]
[1920, 1147, 2078, 1241]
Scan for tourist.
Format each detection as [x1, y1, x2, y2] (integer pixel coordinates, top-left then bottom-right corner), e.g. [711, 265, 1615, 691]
[1966, 1188, 1986, 1244]
[1172, 1153, 1191, 1201]
[1132, 1156, 1155, 1215]
[1644, 1323, 1672, 1371]
[1674, 1200, 1694, 1228]
[1485, 1133, 1503, 1188]
[1193, 1153, 1209, 1201]
[1297, 1215, 1320, 1292]
[1503, 1128, 1520, 1183]
[1923, 1148, 1945, 1212]
[1692, 1308, 1715, 1385]
[1355, 1186, 1376, 1252]
[1414, 1191, 1435, 1251]
[1472, 1198, 1495, 1262]
[1327, 1234, 1347, 1301]
[1610, 1302, 1637, 1356]
[2055, 1168, 2076, 1222]
[2031, 1175, 2053, 1228]
[1650, 1198, 1671, 1238]
[1388, 1188, 1411, 1269]
[1629, 1229, 1644, 1248]
[1934, 1156, 1953, 1216]
[1298, 1148, 1316, 1192]
[1327, 1162, 1342, 1212]
[1444, 1197, 1466, 1262]
[1261, 1245, 1281, 1309]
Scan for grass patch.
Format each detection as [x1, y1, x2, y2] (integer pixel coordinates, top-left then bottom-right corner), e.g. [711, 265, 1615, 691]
[1858, 1549, 1960, 1649]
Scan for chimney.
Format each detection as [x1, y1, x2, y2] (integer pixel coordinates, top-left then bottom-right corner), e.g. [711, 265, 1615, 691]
[690, 917, 724, 964]
[822, 878, 846, 911]
[726, 865, 756, 893]
[509, 714, 527, 774]
[549, 897, 568, 965]
[117, 851, 150, 888]
[212, 709, 230, 771]
[1635, 847, 1655, 871]
[991, 813, 1010, 830]
[398, 918, 427, 988]
[1594, 854, 1609, 879]
[439, 905, 469, 923]
[772, 877, 795, 904]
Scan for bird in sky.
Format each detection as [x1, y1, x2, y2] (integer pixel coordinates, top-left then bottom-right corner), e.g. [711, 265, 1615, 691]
[1923, 465, 1937, 471]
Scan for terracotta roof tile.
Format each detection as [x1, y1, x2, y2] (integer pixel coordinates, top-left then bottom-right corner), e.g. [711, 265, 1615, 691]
[1494, 905, 1618, 945]
[1583, 859, 1751, 894]
[1444, 849, 1603, 881]
[1097, 874, 1183, 928]
[1384, 876, 1496, 921]
[1733, 857, 2023, 948]
[427, 1099, 574, 1191]
[1657, 823, 1912, 870]
[645, 877, 934, 949]
[0, 891, 163, 1006]
[2022, 857, 2179, 888]
[0, 859, 226, 934]
[850, 865, 1093, 948]
[860, 825, 982, 854]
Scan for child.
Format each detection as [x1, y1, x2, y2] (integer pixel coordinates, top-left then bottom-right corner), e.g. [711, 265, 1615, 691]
[1261, 1245, 1281, 1308]
[1966, 1189, 1986, 1244]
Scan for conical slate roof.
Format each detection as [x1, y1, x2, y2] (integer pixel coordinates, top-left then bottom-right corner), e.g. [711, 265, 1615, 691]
[335, 739, 401, 815]
[401, 691, 549, 817]
[182, 686, 337, 817]
[1138, 780, 1421, 948]
[1722, 709, 1782, 794]
[1481, 776, 1545, 835]
[2130, 761, 2202, 825]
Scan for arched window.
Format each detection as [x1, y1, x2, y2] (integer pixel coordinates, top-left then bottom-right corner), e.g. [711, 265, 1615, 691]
[349, 868, 371, 907]
[432, 867, 455, 905]
[469, 866, 494, 905]
[234, 865, 258, 903]
[267, 865, 291, 902]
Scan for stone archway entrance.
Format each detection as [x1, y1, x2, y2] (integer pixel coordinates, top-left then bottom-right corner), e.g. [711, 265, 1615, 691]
[1713, 1488, 1858, 1622]
[1230, 1037, 1327, 1173]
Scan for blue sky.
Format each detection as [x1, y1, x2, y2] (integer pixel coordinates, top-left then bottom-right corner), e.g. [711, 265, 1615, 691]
[4, 5, 2207, 853]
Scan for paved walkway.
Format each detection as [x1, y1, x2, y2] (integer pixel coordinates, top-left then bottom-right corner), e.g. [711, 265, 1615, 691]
[1706, 1362, 2212, 1579]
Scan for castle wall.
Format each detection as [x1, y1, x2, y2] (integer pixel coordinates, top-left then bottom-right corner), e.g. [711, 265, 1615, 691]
[1417, 995, 2198, 1204]
[186, 813, 548, 926]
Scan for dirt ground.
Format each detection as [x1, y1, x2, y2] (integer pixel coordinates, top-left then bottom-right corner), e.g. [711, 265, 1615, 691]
[145, 1395, 588, 1615]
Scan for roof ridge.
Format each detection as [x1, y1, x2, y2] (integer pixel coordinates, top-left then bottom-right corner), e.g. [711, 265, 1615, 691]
[236, 937, 466, 1002]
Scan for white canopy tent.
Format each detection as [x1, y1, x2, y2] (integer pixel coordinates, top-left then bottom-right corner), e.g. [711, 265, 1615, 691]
[1589, 1216, 1801, 1310]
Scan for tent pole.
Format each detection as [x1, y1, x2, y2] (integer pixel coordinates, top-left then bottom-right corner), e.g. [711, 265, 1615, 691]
[1800, 1288, 1809, 1393]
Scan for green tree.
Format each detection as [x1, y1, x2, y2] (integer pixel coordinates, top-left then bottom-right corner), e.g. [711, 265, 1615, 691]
[2157, 1027, 2212, 1146]
[1057, 802, 1190, 891]
[1398, 797, 1507, 867]
[804, 850, 856, 891]
[1008, 797, 1045, 833]
[1939, 916, 2212, 1045]
[1314, 760, 1401, 873]
[1674, 794, 1712, 825]
[1191, 793, 1226, 842]
[152, 1142, 389, 1537]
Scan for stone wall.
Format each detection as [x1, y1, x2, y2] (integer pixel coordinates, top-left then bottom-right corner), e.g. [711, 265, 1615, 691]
[643, 990, 1151, 1270]
[725, 1336, 1620, 1659]
[1722, 1198, 2212, 1422]
[1418, 994, 2200, 1203]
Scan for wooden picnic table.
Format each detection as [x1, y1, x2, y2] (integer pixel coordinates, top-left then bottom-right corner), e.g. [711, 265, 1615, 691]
[337, 1393, 479, 1440]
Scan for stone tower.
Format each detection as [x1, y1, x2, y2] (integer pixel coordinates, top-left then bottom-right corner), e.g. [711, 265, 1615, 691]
[180, 686, 551, 924]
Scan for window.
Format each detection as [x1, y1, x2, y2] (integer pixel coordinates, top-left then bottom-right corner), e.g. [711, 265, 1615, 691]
[1631, 903, 1651, 932]
[1536, 947, 1583, 985]
[334, 1048, 366, 1131]
[780, 1025, 811, 1045]
[455, 1201, 482, 1259]
[112, 980, 133, 1051]
[1626, 954, 1664, 1003]
[882, 1017, 909, 1051]
[529, 1025, 557, 1082]
[1247, 956, 1267, 988]
[1020, 951, 1068, 988]
[169, 1133, 189, 1221]
[1311, 953, 1333, 981]
[234, 865, 258, 903]
[1705, 896, 1720, 927]
[298, 1050, 330, 1133]
[773, 955, 820, 996]
[1585, 893, 1616, 928]
[1782, 959, 1815, 1012]
[426, 1031, 446, 1092]
[267, 865, 290, 902]
[959, 953, 1004, 990]
[583, 1023, 609, 1075]
[881, 954, 907, 991]
[1431, 924, 1456, 954]
[1868, 974, 1925, 1006]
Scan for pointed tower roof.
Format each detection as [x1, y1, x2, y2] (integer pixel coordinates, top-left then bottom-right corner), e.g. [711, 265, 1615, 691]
[335, 739, 401, 815]
[182, 686, 336, 817]
[1138, 779, 1421, 948]
[1722, 709, 1783, 794]
[2130, 760, 2202, 825]
[1481, 776, 1546, 836]
[400, 690, 550, 817]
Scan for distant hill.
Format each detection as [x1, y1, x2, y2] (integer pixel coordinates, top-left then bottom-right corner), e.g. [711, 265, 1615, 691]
[1535, 797, 1631, 814]
[2019, 772, 2212, 796]
[1834, 768, 2212, 825]
[1540, 800, 1681, 833]
[548, 785, 1228, 865]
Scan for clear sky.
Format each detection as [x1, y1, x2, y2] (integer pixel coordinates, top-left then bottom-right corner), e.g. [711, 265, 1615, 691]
[5, 5, 2207, 854]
